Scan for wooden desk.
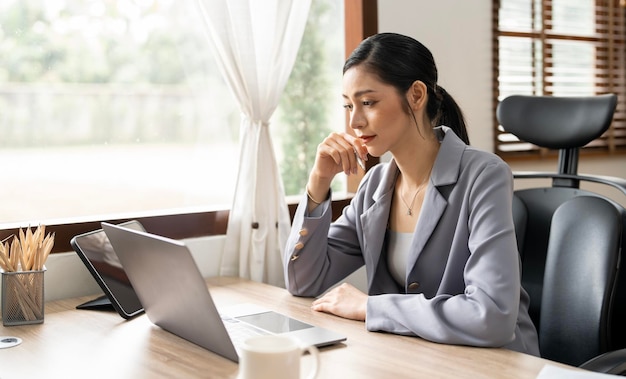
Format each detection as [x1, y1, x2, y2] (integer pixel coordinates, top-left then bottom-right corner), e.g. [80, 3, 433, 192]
[0, 277, 563, 378]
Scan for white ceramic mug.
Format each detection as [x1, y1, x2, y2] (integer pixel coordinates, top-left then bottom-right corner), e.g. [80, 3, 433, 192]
[238, 335, 319, 379]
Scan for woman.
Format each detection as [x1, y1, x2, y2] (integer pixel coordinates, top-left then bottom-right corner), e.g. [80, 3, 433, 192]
[283, 33, 539, 355]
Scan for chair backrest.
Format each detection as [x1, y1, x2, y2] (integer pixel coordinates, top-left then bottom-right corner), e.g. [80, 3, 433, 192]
[512, 187, 583, 322]
[497, 94, 626, 361]
[539, 196, 622, 366]
[497, 94, 618, 177]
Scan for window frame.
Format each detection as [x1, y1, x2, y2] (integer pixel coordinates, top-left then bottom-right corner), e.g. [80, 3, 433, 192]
[0, 0, 377, 254]
[493, 0, 626, 159]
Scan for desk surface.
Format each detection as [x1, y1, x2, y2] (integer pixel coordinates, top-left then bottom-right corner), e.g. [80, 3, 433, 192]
[0, 277, 566, 378]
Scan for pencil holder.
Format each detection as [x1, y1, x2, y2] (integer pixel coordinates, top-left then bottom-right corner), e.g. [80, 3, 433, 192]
[1, 268, 45, 326]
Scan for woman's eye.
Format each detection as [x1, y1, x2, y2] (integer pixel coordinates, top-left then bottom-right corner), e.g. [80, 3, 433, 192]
[362, 100, 374, 106]
[343, 104, 353, 111]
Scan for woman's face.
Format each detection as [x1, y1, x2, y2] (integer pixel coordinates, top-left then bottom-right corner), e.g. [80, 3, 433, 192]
[342, 65, 418, 158]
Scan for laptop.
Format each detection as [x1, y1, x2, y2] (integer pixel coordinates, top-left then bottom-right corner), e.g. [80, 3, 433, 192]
[71, 220, 145, 319]
[101, 222, 346, 362]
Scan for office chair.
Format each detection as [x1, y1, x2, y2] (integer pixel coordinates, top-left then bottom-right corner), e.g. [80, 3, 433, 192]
[541, 196, 622, 367]
[496, 94, 626, 373]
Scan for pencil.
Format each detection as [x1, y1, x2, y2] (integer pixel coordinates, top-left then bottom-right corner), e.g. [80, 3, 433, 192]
[355, 150, 366, 171]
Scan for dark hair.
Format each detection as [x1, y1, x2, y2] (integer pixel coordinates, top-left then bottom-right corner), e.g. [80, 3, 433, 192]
[343, 33, 470, 145]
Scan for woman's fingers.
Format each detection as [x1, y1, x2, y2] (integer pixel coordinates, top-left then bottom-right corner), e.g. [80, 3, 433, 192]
[337, 137, 358, 175]
[318, 133, 361, 175]
[311, 283, 367, 321]
[341, 133, 368, 165]
[314, 132, 369, 180]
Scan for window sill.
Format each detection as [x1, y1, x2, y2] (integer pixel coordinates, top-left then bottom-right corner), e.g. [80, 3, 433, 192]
[0, 194, 354, 255]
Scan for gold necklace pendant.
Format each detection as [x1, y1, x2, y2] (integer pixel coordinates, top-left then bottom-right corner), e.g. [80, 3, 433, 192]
[399, 172, 431, 217]
[400, 184, 423, 216]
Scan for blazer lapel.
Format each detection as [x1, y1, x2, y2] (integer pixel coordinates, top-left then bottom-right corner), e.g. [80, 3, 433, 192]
[407, 127, 465, 273]
[360, 163, 396, 291]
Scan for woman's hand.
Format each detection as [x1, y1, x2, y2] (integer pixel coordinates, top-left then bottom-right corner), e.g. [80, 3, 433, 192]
[311, 132, 368, 181]
[305, 133, 368, 210]
[311, 283, 367, 321]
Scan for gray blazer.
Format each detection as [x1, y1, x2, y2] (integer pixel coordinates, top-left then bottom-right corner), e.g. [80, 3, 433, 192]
[284, 127, 540, 356]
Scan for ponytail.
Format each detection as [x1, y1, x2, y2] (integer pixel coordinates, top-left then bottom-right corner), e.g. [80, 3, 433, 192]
[431, 85, 470, 145]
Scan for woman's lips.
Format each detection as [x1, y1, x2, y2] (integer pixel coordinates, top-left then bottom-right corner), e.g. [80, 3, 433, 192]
[359, 135, 375, 144]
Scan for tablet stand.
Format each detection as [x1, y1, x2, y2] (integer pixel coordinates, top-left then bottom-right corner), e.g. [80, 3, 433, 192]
[76, 294, 114, 310]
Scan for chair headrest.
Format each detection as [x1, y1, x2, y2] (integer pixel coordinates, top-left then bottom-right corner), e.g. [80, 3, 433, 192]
[496, 94, 617, 149]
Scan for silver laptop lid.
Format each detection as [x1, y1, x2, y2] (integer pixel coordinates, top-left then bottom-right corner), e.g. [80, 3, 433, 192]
[101, 222, 239, 362]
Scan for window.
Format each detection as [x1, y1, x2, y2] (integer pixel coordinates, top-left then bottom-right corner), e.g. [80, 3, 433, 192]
[275, 0, 345, 196]
[494, 0, 626, 156]
[0, 0, 344, 226]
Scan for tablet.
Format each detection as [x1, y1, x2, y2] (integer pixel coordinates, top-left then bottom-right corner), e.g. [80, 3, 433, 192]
[71, 220, 145, 319]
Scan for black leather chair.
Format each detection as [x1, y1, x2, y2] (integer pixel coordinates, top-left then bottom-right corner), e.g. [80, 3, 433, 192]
[496, 94, 626, 373]
[540, 196, 621, 366]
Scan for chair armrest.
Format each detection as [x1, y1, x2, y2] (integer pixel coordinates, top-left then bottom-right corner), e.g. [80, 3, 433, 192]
[579, 348, 626, 375]
[513, 171, 626, 196]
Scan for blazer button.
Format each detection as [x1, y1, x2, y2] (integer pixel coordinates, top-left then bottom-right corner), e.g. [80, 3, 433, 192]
[290, 255, 299, 261]
[294, 242, 304, 250]
[299, 228, 308, 236]
[408, 282, 420, 291]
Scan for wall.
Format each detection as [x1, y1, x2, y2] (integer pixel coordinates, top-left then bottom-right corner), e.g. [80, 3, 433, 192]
[378, 0, 493, 150]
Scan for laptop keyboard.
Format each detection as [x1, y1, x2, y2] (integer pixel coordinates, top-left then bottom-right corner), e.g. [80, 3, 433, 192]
[221, 315, 270, 347]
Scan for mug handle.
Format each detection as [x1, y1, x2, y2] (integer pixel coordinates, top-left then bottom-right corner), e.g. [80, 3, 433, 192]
[302, 345, 320, 379]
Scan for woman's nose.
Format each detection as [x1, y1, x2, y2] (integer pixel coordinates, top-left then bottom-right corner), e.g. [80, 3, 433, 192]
[349, 109, 365, 129]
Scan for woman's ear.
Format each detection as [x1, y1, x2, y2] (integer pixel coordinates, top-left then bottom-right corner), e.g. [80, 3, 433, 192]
[407, 80, 428, 110]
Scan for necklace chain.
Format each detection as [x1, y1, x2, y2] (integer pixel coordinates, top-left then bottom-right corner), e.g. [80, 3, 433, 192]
[399, 176, 429, 216]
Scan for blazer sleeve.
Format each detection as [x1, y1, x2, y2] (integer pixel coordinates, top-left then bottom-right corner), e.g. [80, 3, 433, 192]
[366, 161, 522, 348]
[283, 191, 365, 297]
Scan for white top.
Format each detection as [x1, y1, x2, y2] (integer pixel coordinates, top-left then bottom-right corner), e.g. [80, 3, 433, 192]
[387, 230, 413, 287]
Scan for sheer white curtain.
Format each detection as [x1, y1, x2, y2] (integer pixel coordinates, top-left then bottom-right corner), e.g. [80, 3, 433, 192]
[196, 0, 311, 286]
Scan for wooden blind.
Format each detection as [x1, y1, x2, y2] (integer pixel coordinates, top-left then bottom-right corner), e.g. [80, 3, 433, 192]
[493, 0, 626, 157]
